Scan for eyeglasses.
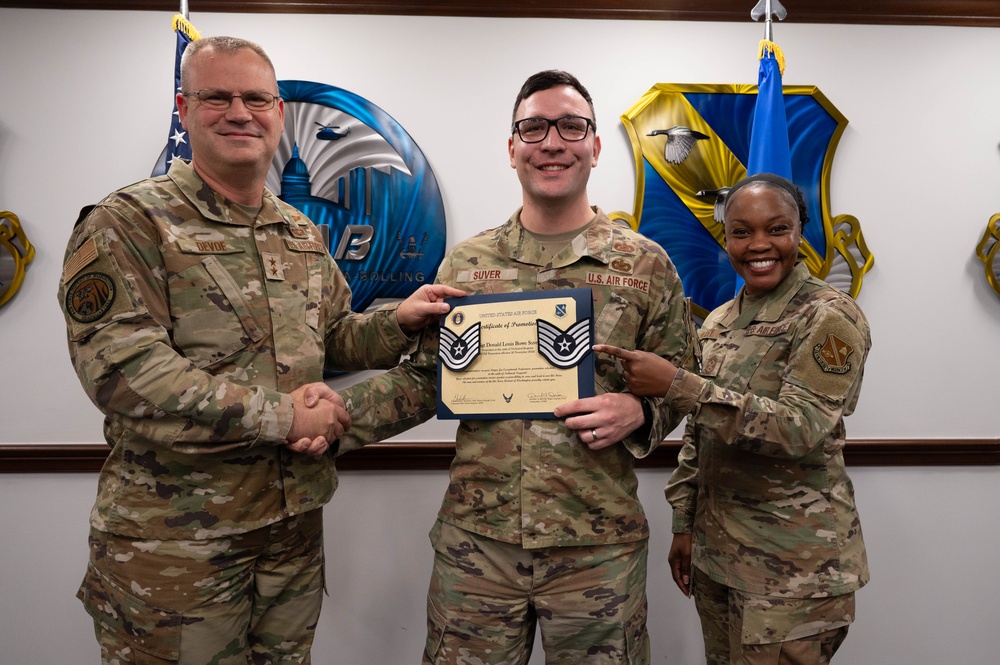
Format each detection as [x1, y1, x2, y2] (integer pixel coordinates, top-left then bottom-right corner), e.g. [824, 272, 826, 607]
[183, 88, 279, 111]
[512, 115, 595, 143]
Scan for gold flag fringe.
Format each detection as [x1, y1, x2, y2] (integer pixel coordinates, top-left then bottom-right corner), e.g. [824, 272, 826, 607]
[758, 39, 785, 75]
[172, 14, 201, 41]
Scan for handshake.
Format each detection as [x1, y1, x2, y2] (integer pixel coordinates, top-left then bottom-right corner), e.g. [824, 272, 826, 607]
[284, 382, 349, 458]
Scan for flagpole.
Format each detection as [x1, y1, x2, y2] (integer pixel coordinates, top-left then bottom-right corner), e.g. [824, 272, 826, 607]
[751, 0, 787, 42]
[151, 6, 198, 176]
[736, 0, 791, 296]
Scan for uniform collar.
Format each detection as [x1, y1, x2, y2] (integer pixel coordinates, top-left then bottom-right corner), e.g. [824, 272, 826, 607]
[166, 159, 305, 230]
[722, 262, 811, 329]
[496, 206, 615, 268]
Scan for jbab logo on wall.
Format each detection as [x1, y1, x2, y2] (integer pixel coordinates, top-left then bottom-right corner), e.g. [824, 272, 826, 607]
[612, 84, 873, 318]
[267, 80, 446, 311]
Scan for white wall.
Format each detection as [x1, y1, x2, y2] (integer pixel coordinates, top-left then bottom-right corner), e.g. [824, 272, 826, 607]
[1, 8, 999, 663]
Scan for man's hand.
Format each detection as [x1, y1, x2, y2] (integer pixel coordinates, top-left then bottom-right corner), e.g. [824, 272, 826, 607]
[285, 382, 351, 457]
[395, 284, 467, 333]
[553, 392, 644, 450]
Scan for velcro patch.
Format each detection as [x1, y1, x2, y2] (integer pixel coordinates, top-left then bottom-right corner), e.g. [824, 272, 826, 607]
[586, 272, 650, 293]
[608, 258, 634, 274]
[813, 333, 854, 374]
[65, 272, 116, 323]
[455, 268, 519, 283]
[177, 238, 242, 254]
[261, 252, 285, 280]
[285, 238, 326, 253]
[62, 237, 99, 285]
[746, 322, 791, 337]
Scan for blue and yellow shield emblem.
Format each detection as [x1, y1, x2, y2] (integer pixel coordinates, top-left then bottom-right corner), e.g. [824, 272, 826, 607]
[611, 83, 873, 317]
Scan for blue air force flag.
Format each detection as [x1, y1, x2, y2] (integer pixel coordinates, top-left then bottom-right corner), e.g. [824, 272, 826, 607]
[151, 15, 200, 177]
[735, 39, 794, 294]
[748, 41, 792, 180]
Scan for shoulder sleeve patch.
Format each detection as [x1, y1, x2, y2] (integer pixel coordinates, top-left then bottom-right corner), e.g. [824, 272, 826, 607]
[62, 237, 99, 285]
[788, 307, 868, 403]
[65, 271, 116, 323]
[813, 333, 855, 374]
[60, 230, 146, 340]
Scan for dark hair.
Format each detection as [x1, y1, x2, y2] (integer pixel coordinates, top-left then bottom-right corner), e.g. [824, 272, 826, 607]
[510, 70, 596, 130]
[725, 172, 809, 228]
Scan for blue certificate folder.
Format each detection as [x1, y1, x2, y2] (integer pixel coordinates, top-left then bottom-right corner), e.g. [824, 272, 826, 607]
[436, 288, 595, 420]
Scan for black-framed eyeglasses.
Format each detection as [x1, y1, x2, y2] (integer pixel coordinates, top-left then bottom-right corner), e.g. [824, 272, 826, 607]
[512, 115, 595, 143]
[183, 88, 280, 111]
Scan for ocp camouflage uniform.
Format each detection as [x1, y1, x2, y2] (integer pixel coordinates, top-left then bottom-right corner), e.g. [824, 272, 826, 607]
[340, 207, 696, 664]
[58, 159, 410, 664]
[663, 262, 870, 663]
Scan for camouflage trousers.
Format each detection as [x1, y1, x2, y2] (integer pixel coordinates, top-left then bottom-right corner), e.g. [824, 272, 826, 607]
[424, 520, 650, 665]
[77, 509, 325, 665]
[692, 568, 853, 665]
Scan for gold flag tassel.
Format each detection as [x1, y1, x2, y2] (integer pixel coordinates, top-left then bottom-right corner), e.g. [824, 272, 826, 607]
[173, 13, 201, 41]
[758, 39, 786, 75]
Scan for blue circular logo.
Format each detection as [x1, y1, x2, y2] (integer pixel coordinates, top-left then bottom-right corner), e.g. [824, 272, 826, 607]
[268, 80, 447, 311]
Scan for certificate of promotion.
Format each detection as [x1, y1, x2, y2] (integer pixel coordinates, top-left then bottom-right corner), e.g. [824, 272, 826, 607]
[436, 288, 594, 420]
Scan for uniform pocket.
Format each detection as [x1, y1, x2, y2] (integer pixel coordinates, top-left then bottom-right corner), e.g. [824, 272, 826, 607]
[422, 595, 448, 664]
[168, 255, 266, 368]
[623, 595, 650, 665]
[77, 563, 181, 661]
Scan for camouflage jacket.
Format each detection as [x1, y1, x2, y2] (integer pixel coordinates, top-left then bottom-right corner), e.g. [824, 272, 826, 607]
[664, 262, 870, 597]
[58, 160, 408, 540]
[340, 208, 695, 548]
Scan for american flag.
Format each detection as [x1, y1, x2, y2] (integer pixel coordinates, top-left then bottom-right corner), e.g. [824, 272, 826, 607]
[151, 14, 200, 176]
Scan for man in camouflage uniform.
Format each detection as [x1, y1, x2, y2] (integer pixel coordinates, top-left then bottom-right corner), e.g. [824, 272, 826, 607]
[337, 70, 695, 664]
[58, 36, 460, 665]
[597, 174, 870, 664]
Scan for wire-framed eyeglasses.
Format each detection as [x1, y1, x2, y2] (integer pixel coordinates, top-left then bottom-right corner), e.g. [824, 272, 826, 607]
[183, 89, 280, 111]
[512, 115, 595, 143]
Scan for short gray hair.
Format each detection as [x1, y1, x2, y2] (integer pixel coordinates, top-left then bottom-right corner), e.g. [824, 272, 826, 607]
[180, 36, 277, 92]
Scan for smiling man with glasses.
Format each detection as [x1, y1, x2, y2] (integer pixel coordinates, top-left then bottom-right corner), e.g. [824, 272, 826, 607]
[336, 69, 696, 664]
[59, 35, 461, 665]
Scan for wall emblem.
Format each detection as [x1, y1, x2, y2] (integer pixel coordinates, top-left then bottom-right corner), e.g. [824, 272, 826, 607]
[0, 211, 35, 308]
[267, 81, 446, 311]
[611, 84, 873, 317]
[976, 212, 1000, 297]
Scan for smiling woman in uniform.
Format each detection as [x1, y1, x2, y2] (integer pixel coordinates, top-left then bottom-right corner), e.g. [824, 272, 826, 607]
[595, 172, 871, 664]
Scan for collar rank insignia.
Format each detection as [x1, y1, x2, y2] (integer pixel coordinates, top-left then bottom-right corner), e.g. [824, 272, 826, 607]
[813, 333, 854, 374]
[536, 318, 591, 369]
[439, 321, 481, 372]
